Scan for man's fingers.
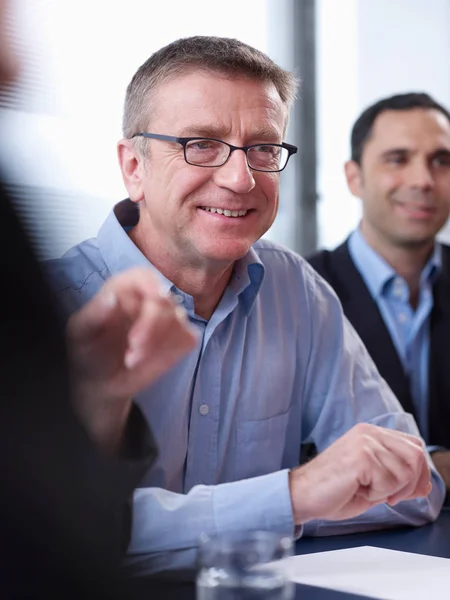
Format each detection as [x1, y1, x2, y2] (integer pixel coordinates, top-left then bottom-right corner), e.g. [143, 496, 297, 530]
[124, 296, 197, 370]
[127, 293, 184, 350]
[377, 429, 430, 498]
[354, 426, 430, 505]
[68, 265, 199, 397]
[386, 466, 432, 505]
[366, 423, 424, 448]
[359, 448, 419, 505]
[68, 267, 167, 344]
[67, 290, 119, 343]
[355, 439, 411, 503]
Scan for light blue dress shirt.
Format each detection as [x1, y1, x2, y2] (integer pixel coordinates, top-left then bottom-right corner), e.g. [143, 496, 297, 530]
[348, 228, 441, 444]
[44, 201, 445, 573]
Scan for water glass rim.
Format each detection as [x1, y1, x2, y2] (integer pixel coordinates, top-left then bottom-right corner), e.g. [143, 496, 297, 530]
[199, 530, 292, 546]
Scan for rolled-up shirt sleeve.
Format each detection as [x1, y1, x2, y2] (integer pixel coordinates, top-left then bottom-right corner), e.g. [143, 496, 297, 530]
[128, 468, 296, 556]
[299, 268, 445, 535]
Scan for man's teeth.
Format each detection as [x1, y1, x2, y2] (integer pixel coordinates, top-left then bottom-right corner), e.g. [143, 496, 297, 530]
[201, 207, 248, 217]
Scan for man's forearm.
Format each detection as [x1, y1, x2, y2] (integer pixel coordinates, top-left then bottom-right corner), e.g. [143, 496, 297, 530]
[72, 382, 133, 455]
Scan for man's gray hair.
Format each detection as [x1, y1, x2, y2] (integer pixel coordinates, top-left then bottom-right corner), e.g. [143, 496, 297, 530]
[122, 36, 299, 140]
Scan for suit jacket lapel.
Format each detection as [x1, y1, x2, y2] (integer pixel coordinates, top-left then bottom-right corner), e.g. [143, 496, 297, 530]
[327, 242, 417, 419]
[428, 245, 450, 447]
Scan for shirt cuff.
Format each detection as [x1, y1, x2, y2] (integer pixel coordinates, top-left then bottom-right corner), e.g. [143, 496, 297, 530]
[427, 445, 448, 455]
[212, 469, 300, 539]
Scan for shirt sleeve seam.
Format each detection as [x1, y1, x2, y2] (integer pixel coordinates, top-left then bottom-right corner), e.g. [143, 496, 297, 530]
[55, 265, 109, 296]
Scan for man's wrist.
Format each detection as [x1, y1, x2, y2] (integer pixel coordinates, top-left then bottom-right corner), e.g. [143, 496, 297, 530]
[289, 467, 312, 525]
[72, 381, 133, 455]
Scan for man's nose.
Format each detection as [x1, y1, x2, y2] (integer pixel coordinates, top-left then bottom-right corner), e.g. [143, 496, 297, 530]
[213, 149, 256, 194]
[408, 160, 434, 190]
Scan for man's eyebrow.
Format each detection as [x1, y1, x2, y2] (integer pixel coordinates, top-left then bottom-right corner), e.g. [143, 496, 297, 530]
[431, 148, 450, 158]
[246, 125, 283, 142]
[177, 125, 226, 138]
[379, 147, 450, 159]
[177, 124, 282, 142]
[379, 148, 410, 158]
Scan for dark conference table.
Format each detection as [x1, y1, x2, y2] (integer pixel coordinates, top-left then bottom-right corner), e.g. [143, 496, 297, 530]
[141, 508, 450, 599]
[293, 507, 450, 599]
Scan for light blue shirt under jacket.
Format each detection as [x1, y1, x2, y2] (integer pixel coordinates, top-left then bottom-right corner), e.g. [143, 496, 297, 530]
[44, 200, 445, 573]
[348, 228, 441, 445]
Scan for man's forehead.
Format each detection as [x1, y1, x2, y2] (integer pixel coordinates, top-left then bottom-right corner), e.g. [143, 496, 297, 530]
[148, 70, 287, 131]
[370, 108, 450, 144]
[153, 68, 281, 98]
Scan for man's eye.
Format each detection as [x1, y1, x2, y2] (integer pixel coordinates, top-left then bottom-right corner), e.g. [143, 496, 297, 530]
[191, 141, 215, 150]
[432, 156, 450, 168]
[386, 155, 407, 165]
[256, 145, 279, 155]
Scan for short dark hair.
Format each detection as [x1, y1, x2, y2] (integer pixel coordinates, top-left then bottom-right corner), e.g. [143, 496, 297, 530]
[350, 92, 450, 164]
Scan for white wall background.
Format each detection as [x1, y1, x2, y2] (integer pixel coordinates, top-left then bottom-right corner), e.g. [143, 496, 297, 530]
[316, 0, 450, 249]
[1, 0, 272, 257]
[3, 0, 450, 257]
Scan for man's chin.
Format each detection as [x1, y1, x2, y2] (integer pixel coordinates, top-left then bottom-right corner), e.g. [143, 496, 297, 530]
[394, 233, 437, 250]
[197, 240, 254, 265]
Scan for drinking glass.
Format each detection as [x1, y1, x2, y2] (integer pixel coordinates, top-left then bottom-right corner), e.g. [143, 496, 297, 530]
[196, 530, 294, 600]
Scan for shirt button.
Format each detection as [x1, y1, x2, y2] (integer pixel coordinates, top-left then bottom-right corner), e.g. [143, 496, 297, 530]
[172, 293, 184, 304]
[398, 312, 408, 323]
[393, 278, 403, 297]
[199, 404, 210, 416]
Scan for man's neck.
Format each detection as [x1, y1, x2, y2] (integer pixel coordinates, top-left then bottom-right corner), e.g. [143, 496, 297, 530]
[359, 223, 435, 309]
[170, 264, 234, 320]
[129, 225, 235, 320]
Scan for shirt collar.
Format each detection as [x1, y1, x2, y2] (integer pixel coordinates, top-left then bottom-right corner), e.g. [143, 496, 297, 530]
[348, 226, 442, 298]
[98, 199, 265, 315]
[231, 247, 265, 315]
[421, 243, 442, 286]
[97, 199, 174, 294]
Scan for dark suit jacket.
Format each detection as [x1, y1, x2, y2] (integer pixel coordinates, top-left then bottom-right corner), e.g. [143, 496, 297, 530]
[0, 178, 157, 599]
[307, 239, 450, 449]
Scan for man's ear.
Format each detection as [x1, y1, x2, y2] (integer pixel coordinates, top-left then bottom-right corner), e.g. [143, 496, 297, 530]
[344, 160, 363, 198]
[117, 139, 146, 203]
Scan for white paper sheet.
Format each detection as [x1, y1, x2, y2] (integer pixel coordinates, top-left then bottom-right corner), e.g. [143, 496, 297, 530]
[272, 546, 450, 600]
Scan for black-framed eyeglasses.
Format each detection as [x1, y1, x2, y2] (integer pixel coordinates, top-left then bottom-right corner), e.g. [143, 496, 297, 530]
[131, 132, 298, 173]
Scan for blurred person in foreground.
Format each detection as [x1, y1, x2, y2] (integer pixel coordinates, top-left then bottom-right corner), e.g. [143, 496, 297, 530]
[0, 1, 197, 597]
[307, 93, 450, 501]
[44, 37, 445, 575]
